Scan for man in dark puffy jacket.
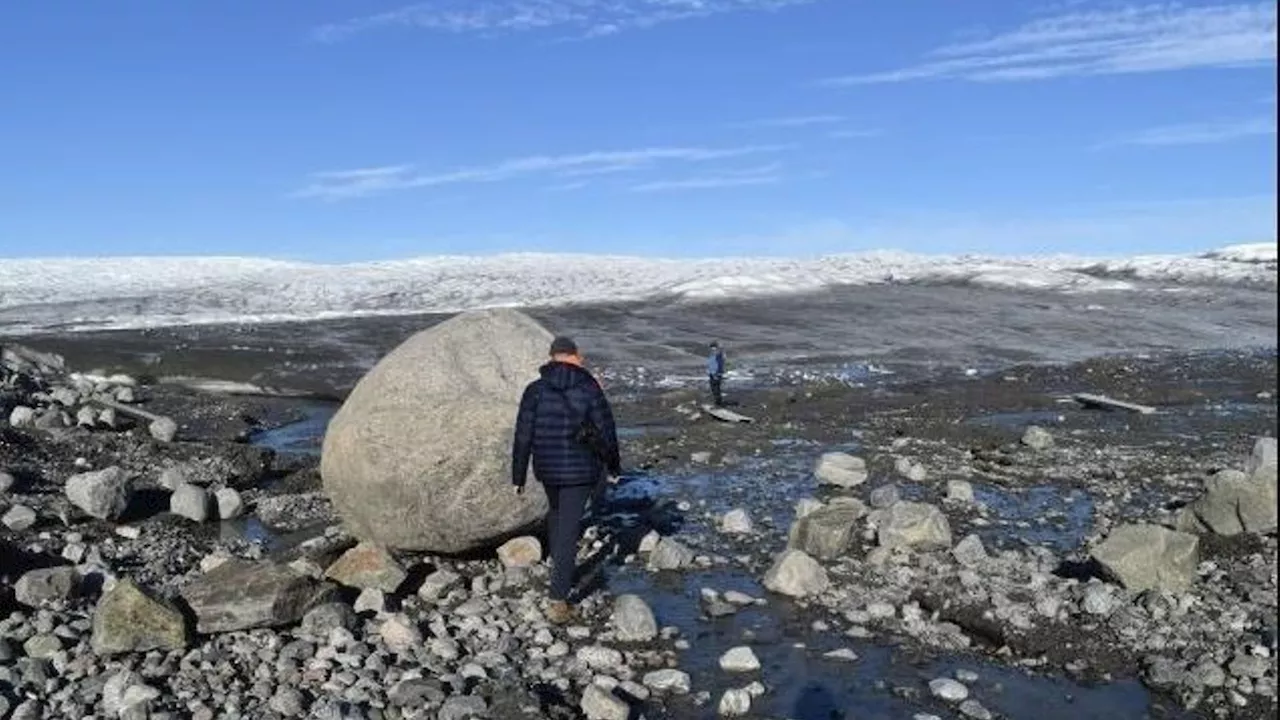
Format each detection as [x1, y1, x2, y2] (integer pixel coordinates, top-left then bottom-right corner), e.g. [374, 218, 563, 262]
[511, 335, 621, 624]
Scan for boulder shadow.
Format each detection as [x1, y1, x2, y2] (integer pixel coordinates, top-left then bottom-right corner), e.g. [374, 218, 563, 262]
[119, 488, 173, 524]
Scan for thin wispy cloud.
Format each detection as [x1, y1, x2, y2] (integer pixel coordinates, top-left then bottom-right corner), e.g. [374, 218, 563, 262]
[630, 163, 785, 192]
[1104, 116, 1276, 147]
[314, 0, 817, 42]
[294, 145, 789, 200]
[828, 128, 883, 139]
[818, 2, 1277, 85]
[733, 114, 846, 129]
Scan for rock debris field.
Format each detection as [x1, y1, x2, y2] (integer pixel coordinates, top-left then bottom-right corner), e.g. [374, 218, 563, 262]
[0, 311, 1277, 720]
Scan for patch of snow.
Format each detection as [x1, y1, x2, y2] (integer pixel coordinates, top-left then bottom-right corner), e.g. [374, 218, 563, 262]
[0, 244, 1273, 335]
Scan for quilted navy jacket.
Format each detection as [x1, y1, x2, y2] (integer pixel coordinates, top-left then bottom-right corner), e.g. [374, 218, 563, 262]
[512, 361, 621, 488]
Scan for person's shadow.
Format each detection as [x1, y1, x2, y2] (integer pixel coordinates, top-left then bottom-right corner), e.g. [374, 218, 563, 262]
[793, 683, 845, 720]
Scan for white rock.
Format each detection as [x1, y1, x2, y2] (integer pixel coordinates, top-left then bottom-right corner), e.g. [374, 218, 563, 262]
[929, 677, 970, 702]
[169, 483, 211, 523]
[581, 684, 630, 720]
[762, 549, 829, 598]
[643, 669, 692, 694]
[718, 688, 752, 717]
[214, 488, 244, 520]
[720, 508, 754, 534]
[895, 457, 928, 482]
[719, 646, 761, 672]
[612, 594, 658, 642]
[945, 480, 975, 504]
[1021, 426, 1054, 450]
[814, 452, 868, 488]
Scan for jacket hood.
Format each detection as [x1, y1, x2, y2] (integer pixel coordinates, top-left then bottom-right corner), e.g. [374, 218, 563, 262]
[539, 361, 593, 391]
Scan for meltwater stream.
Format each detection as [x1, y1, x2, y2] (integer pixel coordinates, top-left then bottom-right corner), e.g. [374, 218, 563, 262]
[243, 406, 1190, 720]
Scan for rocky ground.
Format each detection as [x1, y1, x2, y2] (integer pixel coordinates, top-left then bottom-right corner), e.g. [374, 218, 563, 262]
[1, 339, 1277, 720]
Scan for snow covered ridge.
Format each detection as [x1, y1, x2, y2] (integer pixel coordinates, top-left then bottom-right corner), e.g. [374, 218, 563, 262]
[0, 243, 1273, 333]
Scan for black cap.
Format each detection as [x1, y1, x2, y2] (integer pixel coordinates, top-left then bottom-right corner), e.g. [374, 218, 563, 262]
[549, 336, 579, 356]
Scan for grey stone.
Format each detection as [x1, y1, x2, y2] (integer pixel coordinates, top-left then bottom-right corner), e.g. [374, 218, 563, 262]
[496, 536, 542, 568]
[169, 483, 211, 523]
[22, 634, 61, 659]
[379, 614, 423, 654]
[959, 699, 993, 719]
[268, 688, 306, 717]
[951, 534, 988, 568]
[929, 678, 969, 702]
[14, 566, 78, 607]
[1021, 426, 1054, 450]
[718, 688, 752, 716]
[417, 569, 462, 601]
[0, 471, 14, 493]
[1091, 523, 1199, 592]
[577, 645, 624, 672]
[720, 508, 754, 534]
[878, 501, 952, 550]
[91, 578, 189, 655]
[945, 480, 975, 504]
[1189, 467, 1277, 536]
[788, 501, 864, 560]
[648, 537, 695, 571]
[895, 457, 928, 482]
[868, 484, 900, 509]
[612, 594, 658, 642]
[149, 416, 178, 442]
[320, 309, 554, 552]
[762, 549, 829, 598]
[324, 542, 407, 592]
[814, 452, 868, 488]
[719, 646, 761, 672]
[8, 406, 36, 428]
[214, 488, 245, 520]
[1081, 584, 1118, 616]
[643, 669, 692, 694]
[439, 695, 487, 720]
[76, 406, 97, 428]
[3, 504, 37, 531]
[65, 466, 130, 521]
[300, 602, 356, 639]
[581, 685, 629, 720]
[181, 559, 326, 633]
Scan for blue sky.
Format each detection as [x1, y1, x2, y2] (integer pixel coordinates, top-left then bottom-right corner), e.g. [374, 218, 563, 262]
[0, 0, 1275, 261]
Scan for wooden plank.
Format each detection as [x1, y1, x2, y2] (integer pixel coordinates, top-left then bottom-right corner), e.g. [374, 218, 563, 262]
[1071, 393, 1157, 415]
[88, 396, 164, 423]
[701, 404, 755, 423]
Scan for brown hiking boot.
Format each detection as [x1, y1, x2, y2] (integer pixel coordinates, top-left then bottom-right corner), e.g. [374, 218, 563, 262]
[546, 600, 578, 625]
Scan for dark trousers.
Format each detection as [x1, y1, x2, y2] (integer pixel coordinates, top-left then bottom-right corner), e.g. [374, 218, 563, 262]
[708, 373, 724, 406]
[545, 483, 595, 602]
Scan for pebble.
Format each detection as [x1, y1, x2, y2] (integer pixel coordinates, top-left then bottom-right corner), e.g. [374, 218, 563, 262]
[929, 677, 970, 702]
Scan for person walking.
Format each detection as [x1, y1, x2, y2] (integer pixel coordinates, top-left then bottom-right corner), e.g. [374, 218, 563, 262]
[707, 341, 727, 406]
[511, 335, 621, 624]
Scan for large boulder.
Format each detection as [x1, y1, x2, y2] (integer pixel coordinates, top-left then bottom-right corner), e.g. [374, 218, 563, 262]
[813, 452, 868, 488]
[91, 579, 189, 655]
[1185, 469, 1277, 536]
[321, 309, 553, 553]
[1090, 524, 1199, 592]
[65, 467, 131, 521]
[762, 549, 829, 598]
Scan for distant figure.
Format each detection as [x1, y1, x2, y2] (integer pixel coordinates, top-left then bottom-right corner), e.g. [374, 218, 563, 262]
[707, 341, 727, 406]
[512, 335, 622, 624]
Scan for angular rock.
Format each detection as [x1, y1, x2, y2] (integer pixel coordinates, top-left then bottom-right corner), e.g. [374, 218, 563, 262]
[612, 594, 658, 642]
[1021, 426, 1054, 451]
[814, 452, 868, 488]
[720, 508, 754, 534]
[1189, 467, 1277, 535]
[0, 470, 13, 494]
[169, 483, 211, 523]
[75, 406, 97, 428]
[2, 504, 37, 531]
[868, 484, 900, 509]
[762, 549, 829, 598]
[417, 569, 462, 601]
[8, 406, 36, 428]
[91, 578, 189, 655]
[214, 488, 245, 520]
[496, 536, 542, 568]
[878, 501, 952, 550]
[895, 457, 928, 482]
[648, 537, 695, 571]
[643, 669, 692, 694]
[1246, 436, 1277, 479]
[720, 646, 761, 672]
[930, 678, 969, 702]
[65, 466, 130, 521]
[324, 542, 407, 593]
[718, 688, 752, 717]
[1090, 523, 1199, 592]
[788, 501, 863, 560]
[581, 685, 630, 720]
[149, 416, 179, 443]
[181, 559, 326, 633]
[945, 480, 975, 504]
[320, 309, 553, 552]
[379, 614, 423, 654]
[15, 566, 79, 607]
[794, 498, 824, 519]
[951, 534, 988, 568]
[300, 602, 356, 639]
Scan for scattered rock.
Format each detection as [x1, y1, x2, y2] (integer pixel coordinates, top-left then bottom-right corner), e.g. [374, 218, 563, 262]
[878, 501, 952, 550]
[720, 646, 762, 672]
[324, 542, 408, 592]
[718, 688, 752, 716]
[14, 566, 79, 607]
[214, 487, 244, 519]
[869, 484, 901, 509]
[181, 559, 326, 633]
[379, 614, 423, 654]
[612, 594, 658, 642]
[951, 534, 988, 568]
[149, 416, 179, 442]
[1091, 523, 1199, 592]
[1188, 468, 1277, 535]
[762, 549, 830, 598]
[895, 457, 928, 482]
[930, 677, 970, 702]
[0, 470, 14, 493]
[581, 684, 630, 720]
[64, 466, 131, 521]
[648, 537, 695, 571]
[814, 452, 868, 488]
[945, 479, 975, 504]
[644, 669, 692, 694]
[721, 508, 754, 534]
[169, 483, 211, 523]
[8, 405, 36, 428]
[2, 503, 37, 531]
[1021, 426, 1054, 450]
[418, 569, 462, 601]
[496, 535, 542, 568]
[788, 501, 864, 560]
[91, 578, 189, 655]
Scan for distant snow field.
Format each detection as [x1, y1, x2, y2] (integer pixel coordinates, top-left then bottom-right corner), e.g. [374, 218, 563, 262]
[0, 243, 1274, 334]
